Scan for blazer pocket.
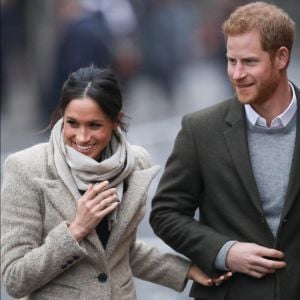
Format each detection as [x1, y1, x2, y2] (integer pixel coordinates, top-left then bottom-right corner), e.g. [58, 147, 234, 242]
[31, 282, 81, 300]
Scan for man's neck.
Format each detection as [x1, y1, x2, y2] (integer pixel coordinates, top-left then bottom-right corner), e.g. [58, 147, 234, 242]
[251, 79, 292, 126]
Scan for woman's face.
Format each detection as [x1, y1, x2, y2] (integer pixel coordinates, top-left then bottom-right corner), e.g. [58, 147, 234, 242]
[63, 97, 117, 160]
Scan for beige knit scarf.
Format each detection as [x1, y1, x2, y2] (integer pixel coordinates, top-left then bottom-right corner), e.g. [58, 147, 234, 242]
[50, 118, 135, 227]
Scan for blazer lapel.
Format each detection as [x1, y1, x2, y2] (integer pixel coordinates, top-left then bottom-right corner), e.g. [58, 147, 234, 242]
[33, 178, 77, 222]
[281, 85, 300, 218]
[223, 99, 263, 215]
[106, 165, 160, 258]
[46, 144, 104, 253]
[44, 144, 160, 256]
[34, 177, 104, 254]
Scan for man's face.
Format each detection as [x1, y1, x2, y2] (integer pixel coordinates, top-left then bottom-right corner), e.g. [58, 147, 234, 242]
[226, 30, 280, 106]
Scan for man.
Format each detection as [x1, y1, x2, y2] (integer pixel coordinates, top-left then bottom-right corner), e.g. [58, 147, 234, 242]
[150, 2, 299, 300]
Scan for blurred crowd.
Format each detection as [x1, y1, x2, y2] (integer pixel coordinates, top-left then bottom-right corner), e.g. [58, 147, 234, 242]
[1, 1, 299, 299]
[1, 0, 299, 129]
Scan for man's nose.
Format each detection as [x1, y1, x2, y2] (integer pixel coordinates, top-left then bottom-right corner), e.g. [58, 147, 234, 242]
[232, 63, 246, 80]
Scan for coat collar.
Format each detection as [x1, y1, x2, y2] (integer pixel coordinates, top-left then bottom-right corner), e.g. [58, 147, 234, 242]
[106, 165, 160, 257]
[223, 84, 300, 221]
[35, 163, 160, 258]
[281, 83, 300, 219]
[223, 99, 264, 215]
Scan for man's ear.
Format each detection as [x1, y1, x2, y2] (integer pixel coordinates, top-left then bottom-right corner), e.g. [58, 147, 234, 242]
[275, 47, 290, 70]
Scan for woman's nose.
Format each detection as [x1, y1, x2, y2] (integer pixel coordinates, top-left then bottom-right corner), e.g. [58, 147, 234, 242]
[76, 128, 90, 143]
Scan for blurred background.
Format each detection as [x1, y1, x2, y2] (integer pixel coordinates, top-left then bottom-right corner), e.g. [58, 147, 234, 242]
[1, 0, 299, 299]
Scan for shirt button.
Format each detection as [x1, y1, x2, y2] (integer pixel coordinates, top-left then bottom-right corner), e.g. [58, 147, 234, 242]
[97, 273, 108, 283]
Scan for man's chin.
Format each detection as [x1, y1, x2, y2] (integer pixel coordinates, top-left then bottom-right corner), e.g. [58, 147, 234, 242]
[236, 94, 252, 104]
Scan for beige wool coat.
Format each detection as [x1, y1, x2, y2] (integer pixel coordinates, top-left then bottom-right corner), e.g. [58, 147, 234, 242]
[1, 142, 190, 300]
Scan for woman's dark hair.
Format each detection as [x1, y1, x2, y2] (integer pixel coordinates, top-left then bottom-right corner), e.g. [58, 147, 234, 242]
[49, 65, 128, 131]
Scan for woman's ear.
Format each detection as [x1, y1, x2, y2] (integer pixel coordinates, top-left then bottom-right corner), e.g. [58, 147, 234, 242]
[275, 47, 289, 70]
[115, 111, 124, 129]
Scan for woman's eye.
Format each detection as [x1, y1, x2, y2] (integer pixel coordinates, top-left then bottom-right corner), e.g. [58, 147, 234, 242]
[90, 123, 101, 129]
[66, 120, 78, 127]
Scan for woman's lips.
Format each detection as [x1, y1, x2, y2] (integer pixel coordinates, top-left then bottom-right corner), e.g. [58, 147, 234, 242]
[74, 143, 95, 153]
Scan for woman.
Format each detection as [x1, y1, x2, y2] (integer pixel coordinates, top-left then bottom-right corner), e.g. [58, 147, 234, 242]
[1, 66, 230, 299]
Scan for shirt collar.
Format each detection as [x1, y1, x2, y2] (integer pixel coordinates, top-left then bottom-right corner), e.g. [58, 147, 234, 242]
[245, 82, 297, 129]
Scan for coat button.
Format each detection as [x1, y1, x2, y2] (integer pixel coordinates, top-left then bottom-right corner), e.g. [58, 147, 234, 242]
[61, 264, 68, 269]
[97, 273, 108, 283]
[73, 255, 80, 260]
[67, 259, 74, 264]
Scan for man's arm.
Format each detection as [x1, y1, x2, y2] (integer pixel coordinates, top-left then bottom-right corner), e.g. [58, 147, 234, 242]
[150, 115, 231, 275]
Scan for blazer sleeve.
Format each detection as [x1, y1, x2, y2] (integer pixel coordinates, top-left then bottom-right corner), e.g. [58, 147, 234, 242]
[150, 115, 231, 275]
[129, 239, 190, 291]
[1, 154, 88, 298]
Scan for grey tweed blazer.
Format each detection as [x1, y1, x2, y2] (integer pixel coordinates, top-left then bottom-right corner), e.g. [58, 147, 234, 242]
[1, 143, 190, 300]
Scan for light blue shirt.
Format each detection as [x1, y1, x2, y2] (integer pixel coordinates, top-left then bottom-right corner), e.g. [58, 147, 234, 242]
[245, 82, 297, 128]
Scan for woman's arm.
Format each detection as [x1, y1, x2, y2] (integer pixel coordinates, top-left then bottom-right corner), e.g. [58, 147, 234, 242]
[1, 155, 87, 298]
[130, 240, 231, 291]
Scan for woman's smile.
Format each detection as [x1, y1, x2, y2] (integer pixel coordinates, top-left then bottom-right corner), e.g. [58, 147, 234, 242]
[63, 97, 117, 160]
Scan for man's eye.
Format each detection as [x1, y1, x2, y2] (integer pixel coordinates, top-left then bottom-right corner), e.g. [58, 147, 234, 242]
[245, 59, 258, 65]
[228, 58, 236, 65]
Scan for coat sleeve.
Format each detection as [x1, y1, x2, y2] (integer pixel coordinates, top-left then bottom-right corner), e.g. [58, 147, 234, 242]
[1, 154, 88, 298]
[129, 145, 190, 291]
[150, 115, 231, 276]
[129, 239, 190, 292]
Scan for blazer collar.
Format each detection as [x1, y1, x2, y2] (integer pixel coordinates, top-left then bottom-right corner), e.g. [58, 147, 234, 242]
[281, 83, 300, 219]
[37, 163, 160, 258]
[106, 165, 160, 257]
[223, 98, 264, 215]
[224, 84, 300, 222]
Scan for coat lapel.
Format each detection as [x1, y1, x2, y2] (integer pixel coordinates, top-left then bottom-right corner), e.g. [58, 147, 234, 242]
[223, 99, 263, 215]
[33, 178, 77, 222]
[34, 179, 104, 255]
[46, 143, 104, 253]
[281, 85, 300, 218]
[106, 165, 160, 258]
[44, 144, 160, 257]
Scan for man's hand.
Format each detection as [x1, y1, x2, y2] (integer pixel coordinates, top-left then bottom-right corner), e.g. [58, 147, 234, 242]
[188, 264, 232, 286]
[226, 242, 286, 278]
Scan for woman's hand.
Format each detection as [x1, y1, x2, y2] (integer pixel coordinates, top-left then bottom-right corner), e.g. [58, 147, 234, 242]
[211, 271, 233, 286]
[188, 264, 232, 287]
[69, 181, 119, 242]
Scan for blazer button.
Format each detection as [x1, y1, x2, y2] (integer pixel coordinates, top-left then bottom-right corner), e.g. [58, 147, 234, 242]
[97, 273, 108, 283]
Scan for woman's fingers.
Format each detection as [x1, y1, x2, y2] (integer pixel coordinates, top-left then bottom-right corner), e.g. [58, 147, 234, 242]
[188, 265, 213, 286]
[84, 181, 110, 199]
[98, 201, 119, 217]
[213, 271, 233, 285]
[94, 194, 119, 212]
